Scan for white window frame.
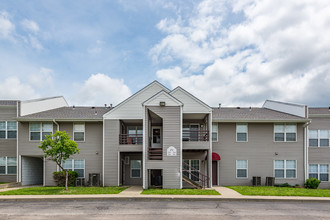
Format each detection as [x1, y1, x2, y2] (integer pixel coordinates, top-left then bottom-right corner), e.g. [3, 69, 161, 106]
[274, 160, 297, 179]
[0, 156, 17, 175]
[212, 123, 218, 142]
[29, 122, 53, 141]
[236, 160, 248, 178]
[236, 123, 248, 142]
[0, 121, 17, 139]
[309, 130, 330, 148]
[309, 164, 329, 182]
[274, 123, 297, 142]
[62, 159, 85, 178]
[130, 160, 141, 178]
[73, 123, 85, 142]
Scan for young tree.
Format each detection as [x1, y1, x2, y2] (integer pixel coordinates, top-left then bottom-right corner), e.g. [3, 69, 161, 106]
[39, 131, 80, 190]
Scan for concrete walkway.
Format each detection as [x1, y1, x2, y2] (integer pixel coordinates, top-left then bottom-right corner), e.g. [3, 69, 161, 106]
[0, 185, 330, 202]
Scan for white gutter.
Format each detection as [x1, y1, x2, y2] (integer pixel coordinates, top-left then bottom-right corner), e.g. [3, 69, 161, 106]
[53, 119, 59, 131]
[303, 121, 311, 182]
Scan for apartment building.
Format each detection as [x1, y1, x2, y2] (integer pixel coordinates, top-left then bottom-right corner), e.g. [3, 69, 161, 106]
[0, 81, 329, 189]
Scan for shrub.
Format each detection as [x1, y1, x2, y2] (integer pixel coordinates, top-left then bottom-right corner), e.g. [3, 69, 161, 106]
[304, 178, 321, 189]
[274, 183, 292, 187]
[53, 171, 79, 187]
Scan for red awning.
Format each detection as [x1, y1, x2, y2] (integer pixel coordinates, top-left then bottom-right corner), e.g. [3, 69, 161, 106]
[212, 152, 221, 161]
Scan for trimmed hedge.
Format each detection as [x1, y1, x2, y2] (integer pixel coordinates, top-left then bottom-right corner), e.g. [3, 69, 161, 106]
[53, 171, 79, 187]
[305, 178, 321, 189]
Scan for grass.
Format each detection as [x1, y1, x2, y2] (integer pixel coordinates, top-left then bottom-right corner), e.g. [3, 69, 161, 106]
[142, 188, 220, 195]
[228, 186, 330, 197]
[0, 182, 9, 184]
[0, 186, 128, 195]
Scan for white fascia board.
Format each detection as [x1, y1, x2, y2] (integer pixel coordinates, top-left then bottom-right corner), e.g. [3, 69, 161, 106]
[170, 86, 212, 111]
[212, 119, 311, 123]
[103, 81, 170, 118]
[142, 90, 183, 107]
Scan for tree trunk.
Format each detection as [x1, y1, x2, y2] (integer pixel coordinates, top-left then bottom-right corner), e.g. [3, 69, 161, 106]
[65, 170, 68, 191]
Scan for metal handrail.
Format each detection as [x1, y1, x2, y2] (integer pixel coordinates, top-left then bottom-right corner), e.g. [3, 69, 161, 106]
[182, 130, 209, 141]
[182, 161, 209, 188]
[119, 134, 143, 145]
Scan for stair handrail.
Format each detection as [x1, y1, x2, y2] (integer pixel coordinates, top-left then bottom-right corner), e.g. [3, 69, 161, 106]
[182, 162, 209, 188]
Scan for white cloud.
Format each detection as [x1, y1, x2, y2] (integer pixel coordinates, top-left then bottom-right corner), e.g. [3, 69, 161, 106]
[0, 76, 39, 100]
[29, 67, 54, 89]
[0, 11, 15, 39]
[152, 0, 330, 106]
[71, 73, 132, 106]
[21, 19, 39, 33]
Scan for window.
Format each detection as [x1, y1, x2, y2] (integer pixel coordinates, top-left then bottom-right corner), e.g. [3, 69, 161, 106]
[274, 123, 297, 142]
[183, 159, 200, 181]
[309, 130, 330, 147]
[274, 160, 296, 178]
[236, 160, 248, 178]
[30, 122, 53, 141]
[131, 160, 141, 178]
[0, 157, 17, 174]
[309, 164, 329, 181]
[236, 123, 247, 142]
[73, 123, 85, 141]
[182, 124, 200, 141]
[212, 123, 218, 142]
[0, 121, 17, 139]
[63, 159, 85, 178]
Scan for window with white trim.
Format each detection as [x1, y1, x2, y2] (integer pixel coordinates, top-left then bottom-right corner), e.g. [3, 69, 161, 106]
[63, 159, 85, 178]
[30, 122, 53, 141]
[0, 157, 17, 174]
[309, 130, 329, 147]
[274, 123, 297, 142]
[131, 160, 141, 178]
[309, 164, 329, 181]
[236, 160, 248, 178]
[0, 121, 17, 139]
[236, 123, 247, 142]
[73, 123, 85, 142]
[274, 160, 296, 178]
[212, 123, 218, 142]
[183, 159, 200, 181]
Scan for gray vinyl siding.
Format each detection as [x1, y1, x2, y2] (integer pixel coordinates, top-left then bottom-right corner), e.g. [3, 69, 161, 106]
[144, 106, 181, 189]
[213, 122, 305, 186]
[308, 117, 330, 189]
[103, 119, 120, 186]
[0, 105, 17, 182]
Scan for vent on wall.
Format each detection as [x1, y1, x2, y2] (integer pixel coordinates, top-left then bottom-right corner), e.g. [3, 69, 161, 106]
[124, 156, 130, 165]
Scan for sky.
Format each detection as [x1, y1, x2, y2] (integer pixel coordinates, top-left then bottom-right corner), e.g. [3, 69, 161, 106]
[0, 0, 329, 107]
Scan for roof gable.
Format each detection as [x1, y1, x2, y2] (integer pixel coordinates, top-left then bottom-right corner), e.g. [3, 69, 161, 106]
[170, 87, 211, 113]
[104, 81, 170, 119]
[143, 90, 183, 107]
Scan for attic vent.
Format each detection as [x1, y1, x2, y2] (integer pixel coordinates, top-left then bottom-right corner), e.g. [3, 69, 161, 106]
[94, 111, 97, 115]
[237, 107, 240, 109]
[329, 107, 330, 111]
[73, 105, 75, 110]
[159, 101, 166, 107]
[91, 106, 95, 109]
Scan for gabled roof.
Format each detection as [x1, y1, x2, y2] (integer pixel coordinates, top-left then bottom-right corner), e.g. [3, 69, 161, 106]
[170, 86, 212, 112]
[143, 90, 183, 107]
[17, 106, 111, 121]
[212, 107, 309, 122]
[103, 80, 170, 118]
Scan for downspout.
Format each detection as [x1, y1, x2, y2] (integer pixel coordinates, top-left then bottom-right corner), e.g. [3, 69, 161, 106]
[53, 119, 59, 131]
[303, 120, 311, 182]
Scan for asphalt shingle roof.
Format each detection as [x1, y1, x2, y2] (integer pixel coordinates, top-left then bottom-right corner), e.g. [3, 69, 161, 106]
[212, 107, 306, 121]
[309, 107, 330, 115]
[0, 100, 18, 105]
[18, 106, 111, 120]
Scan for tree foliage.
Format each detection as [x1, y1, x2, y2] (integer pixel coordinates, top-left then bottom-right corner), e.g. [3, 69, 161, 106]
[39, 131, 80, 190]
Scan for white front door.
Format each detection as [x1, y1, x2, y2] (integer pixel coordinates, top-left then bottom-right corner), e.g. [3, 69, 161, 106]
[152, 127, 161, 148]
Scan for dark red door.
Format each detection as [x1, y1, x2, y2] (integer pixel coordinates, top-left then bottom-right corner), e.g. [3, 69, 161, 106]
[212, 161, 218, 185]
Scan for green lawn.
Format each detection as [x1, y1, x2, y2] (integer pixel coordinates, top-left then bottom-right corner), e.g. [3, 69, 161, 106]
[0, 182, 9, 184]
[142, 188, 220, 195]
[0, 186, 128, 195]
[228, 186, 330, 197]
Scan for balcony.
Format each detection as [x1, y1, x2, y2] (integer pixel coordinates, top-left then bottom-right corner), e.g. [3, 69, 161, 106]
[119, 134, 143, 145]
[182, 130, 209, 142]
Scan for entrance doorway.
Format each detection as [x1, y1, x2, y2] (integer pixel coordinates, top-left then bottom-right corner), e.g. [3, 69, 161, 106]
[212, 161, 218, 185]
[149, 169, 162, 188]
[151, 127, 161, 148]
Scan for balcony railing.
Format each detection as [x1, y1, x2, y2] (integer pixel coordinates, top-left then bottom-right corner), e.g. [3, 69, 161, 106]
[182, 130, 209, 142]
[119, 134, 143, 145]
